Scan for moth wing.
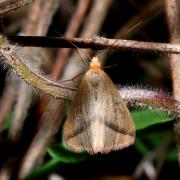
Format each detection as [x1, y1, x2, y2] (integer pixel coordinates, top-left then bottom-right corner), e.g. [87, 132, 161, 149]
[99, 72, 135, 153]
[63, 74, 95, 154]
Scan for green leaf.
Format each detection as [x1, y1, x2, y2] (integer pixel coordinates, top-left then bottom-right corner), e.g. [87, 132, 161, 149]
[26, 143, 89, 179]
[132, 110, 177, 162]
[131, 109, 174, 131]
[47, 141, 89, 163]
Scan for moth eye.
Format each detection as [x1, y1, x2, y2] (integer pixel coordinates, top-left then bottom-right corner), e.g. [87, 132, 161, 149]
[90, 72, 100, 87]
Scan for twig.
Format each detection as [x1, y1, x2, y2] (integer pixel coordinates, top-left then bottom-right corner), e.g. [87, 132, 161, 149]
[18, 1, 60, 179]
[5, 35, 180, 54]
[164, 0, 180, 166]
[0, 0, 32, 14]
[18, 0, 62, 177]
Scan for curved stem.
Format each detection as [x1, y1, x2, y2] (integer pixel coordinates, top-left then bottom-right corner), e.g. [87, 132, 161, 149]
[0, 35, 75, 99]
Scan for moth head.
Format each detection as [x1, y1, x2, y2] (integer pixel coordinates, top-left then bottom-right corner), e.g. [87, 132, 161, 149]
[90, 57, 101, 70]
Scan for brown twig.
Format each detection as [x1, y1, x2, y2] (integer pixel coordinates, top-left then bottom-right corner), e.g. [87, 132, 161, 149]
[164, 0, 180, 166]
[0, 0, 32, 14]
[6, 35, 180, 54]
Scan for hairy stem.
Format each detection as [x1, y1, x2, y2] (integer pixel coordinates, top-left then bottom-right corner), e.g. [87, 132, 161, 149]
[120, 86, 179, 117]
[0, 35, 75, 99]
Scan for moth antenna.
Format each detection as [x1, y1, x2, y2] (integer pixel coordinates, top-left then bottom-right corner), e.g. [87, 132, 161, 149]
[60, 72, 84, 83]
[73, 48, 90, 67]
[102, 62, 121, 69]
[97, 21, 144, 66]
[50, 27, 91, 66]
[126, 21, 143, 36]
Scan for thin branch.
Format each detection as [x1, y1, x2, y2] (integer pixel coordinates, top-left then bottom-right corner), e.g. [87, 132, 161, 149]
[0, 0, 32, 14]
[164, 0, 180, 166]
[5, 35, 180, 54]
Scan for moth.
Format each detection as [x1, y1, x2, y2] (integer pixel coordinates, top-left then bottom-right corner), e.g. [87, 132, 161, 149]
[63, 57, 135, 154]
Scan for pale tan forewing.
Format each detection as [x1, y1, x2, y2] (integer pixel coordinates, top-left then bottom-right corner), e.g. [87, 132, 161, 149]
[63, 68, 135, 154]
